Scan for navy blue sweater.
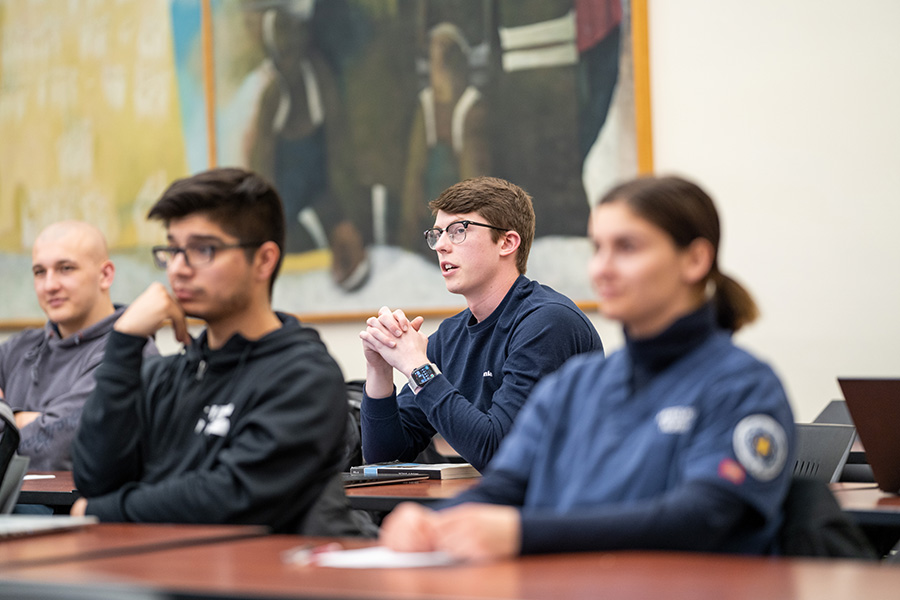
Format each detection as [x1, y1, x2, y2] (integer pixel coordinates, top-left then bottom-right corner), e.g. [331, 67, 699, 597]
[361, 276, 602, 470]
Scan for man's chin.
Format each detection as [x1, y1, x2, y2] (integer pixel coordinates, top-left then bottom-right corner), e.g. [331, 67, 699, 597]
[443, 281, 464, 296]
[182, 307, 208, 322]
[43, 308, 70, 326]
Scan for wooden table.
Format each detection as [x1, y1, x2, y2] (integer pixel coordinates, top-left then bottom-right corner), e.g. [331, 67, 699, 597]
[22, 474, 900, 524]
[3, 535, 900, 600]
[20, 472, 480, 514]
[344, 477, 480, 512]
[0, 522, 267, 572]
[831, 482, 900, 556]
[831, 482, 900, 527]
[18, 471, 79, 512]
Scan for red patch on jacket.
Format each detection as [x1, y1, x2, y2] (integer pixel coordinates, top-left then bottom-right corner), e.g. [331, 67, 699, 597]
[718, 458, 746, 485]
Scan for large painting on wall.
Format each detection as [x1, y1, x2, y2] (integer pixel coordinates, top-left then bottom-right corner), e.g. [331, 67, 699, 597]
[0, 0, 648, 323]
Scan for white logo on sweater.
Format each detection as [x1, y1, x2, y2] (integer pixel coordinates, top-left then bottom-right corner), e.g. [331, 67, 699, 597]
[195, 403, 234, 437]
[656, 406, 696, 434]
[483, 371, 493, 378]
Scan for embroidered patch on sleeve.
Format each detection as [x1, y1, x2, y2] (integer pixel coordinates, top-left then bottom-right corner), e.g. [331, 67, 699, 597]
[732, 414, 788, 482]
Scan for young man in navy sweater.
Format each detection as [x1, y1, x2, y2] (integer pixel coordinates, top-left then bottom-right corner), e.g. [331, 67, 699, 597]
[360, 176, 602, 471]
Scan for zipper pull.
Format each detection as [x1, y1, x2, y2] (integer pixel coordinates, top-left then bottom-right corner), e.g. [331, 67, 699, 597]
[195, 359, 208, 381]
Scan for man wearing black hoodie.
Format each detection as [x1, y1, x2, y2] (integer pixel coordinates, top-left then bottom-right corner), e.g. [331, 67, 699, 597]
[71, 168, 367, 535]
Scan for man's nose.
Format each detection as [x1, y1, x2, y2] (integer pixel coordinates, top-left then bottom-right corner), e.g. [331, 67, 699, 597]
[167, 250, 193, 275]
[42, 270, 61, 291]
[433, 230, 452, 251]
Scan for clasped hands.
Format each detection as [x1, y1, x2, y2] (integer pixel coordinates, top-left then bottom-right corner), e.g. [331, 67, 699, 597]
[359, 306, 428, 395]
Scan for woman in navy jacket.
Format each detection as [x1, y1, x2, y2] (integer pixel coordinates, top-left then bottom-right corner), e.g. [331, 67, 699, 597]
[380, 175, 795, 560]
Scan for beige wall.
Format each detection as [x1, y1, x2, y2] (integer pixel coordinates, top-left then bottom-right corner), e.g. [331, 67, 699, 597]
[645, 0, 900, 420]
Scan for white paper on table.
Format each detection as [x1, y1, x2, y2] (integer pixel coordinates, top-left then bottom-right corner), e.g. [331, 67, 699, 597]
[23, 474, 56, 480]
[312, 546, 457, 569]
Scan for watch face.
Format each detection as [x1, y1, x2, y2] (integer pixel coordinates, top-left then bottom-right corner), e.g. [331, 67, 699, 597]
[412, 364, 436, 386]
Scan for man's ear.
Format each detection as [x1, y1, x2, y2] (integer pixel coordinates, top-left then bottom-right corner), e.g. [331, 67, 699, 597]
[681, 238, 715, 285]
[99, 260, 115, 292]
[498, 230, 521, 258]
[255, 241, 281, 282]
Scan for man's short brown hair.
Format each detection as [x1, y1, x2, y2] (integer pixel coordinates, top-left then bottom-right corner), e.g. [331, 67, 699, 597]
[429, 176, 535, 274]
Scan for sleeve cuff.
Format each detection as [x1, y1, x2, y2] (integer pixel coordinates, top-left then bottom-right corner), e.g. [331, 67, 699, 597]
[83, 490, 126, 522]
[104, 331, 151, 373]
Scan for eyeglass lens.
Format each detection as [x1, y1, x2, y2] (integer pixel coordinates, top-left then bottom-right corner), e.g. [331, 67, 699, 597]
[424, 222, 468, 249]
[152, 245, 214, 268]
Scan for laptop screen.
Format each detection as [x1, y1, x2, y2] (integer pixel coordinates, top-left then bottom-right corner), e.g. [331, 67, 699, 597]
[838, 378, 900, 493]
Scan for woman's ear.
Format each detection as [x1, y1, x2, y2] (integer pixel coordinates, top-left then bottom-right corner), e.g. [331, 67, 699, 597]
[681, 238, 715, 285]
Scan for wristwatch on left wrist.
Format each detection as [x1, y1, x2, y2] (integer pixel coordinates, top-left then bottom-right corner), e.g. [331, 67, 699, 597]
[408, 363, 441, 394]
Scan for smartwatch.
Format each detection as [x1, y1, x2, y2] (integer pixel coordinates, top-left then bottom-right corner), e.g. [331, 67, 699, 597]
[408, 363, 441, 394]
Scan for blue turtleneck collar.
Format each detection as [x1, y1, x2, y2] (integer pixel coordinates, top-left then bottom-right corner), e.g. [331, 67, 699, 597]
[625, 302, 719, 392]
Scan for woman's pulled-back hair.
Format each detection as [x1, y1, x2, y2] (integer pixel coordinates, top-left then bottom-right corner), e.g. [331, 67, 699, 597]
[597, 175, 759, 332]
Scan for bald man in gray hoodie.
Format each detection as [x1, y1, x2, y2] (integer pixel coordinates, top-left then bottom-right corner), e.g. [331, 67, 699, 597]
[0, 221, 156, 470]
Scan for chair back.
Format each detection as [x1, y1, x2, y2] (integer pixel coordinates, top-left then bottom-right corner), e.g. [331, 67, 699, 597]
[780, 476, 878, 559]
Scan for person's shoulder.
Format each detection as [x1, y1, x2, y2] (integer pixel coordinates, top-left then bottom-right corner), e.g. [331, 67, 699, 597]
[529, 349, 611, 404]
[702, 332, 778, 378]
[696, 334, 789, 407]
[0, 326, 46, 370]
[280, 314, 330, 349]
[546, 347, 611, 381]
[510, 282, 596, 336]
[516, 278, 587, 313]
[273, 314, 343, 366]
[2, 324, 48, 348]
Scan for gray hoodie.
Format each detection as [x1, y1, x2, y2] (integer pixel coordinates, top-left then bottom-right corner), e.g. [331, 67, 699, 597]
[0, 306, 157, 470]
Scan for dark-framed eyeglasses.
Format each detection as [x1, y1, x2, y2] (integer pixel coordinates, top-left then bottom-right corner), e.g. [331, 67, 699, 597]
[423, 220, 508, 250]
[151, 242, 264, 269]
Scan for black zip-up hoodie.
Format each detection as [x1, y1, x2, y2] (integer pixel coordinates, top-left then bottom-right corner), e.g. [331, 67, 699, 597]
[72, 313, 357, 534]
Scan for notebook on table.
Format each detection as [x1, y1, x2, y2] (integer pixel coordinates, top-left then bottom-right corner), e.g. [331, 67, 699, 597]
[349, 462, 481, 480]
[838, 378, 900, 493]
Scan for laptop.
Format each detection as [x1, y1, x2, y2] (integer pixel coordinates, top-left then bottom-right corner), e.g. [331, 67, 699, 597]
[812, 399, 867, 465]
[837, 378, 900, 493]
[792, 423, 856, 483]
